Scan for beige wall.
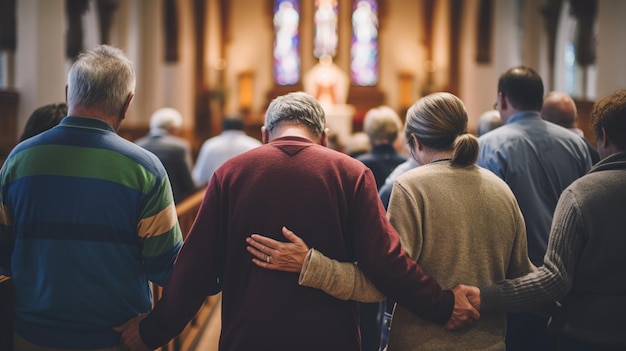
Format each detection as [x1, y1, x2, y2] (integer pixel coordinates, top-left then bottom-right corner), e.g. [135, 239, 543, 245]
[8, 0, 626, 139]
[15, 0, 66, 134]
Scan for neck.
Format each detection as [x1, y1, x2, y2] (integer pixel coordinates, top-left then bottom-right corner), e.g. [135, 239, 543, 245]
[268, 124, 319, 143]
[424, 150, 453, 164]
[68, 106, 120, 130]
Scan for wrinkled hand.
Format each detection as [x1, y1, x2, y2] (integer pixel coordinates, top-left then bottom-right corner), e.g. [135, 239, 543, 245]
[443, 285, 481, 330]
[113, 313, 151, 351]
[457, 284, 481, 311]
[246, 226, 309, 273]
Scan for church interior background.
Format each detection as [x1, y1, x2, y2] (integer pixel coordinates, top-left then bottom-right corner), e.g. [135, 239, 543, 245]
[1, 0, 625, 163]
[1, 1, 625, 349]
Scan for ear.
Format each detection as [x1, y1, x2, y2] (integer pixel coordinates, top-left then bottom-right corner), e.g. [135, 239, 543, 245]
[412, 134, 423, 150]
[320, 128, 329, 147]
[65, 85, 69, 104]
[600, 127, 610, 149]
[120, 92, 135, 120]
[498, 92, 508, 111]
[261, 126, 269, 144]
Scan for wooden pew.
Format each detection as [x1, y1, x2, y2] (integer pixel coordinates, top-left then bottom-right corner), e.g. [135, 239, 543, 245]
[156, 189, 222, 351]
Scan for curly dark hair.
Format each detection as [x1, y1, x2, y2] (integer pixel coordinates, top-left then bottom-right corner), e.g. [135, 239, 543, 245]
[591, 89, 626, 150]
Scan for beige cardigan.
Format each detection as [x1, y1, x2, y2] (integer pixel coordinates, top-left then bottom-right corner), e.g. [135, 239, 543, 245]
[299, 162, 535, 351]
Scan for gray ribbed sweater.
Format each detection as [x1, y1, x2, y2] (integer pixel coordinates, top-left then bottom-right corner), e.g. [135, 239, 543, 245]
[480, 151, 626, 348]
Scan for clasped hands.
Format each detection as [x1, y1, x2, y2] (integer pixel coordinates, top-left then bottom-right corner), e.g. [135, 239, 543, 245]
[444, 284, 481, 330]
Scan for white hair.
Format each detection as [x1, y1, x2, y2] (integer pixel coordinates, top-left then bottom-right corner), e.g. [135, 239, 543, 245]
[150, 107, 183, 132]
[67, 45, 136, 116]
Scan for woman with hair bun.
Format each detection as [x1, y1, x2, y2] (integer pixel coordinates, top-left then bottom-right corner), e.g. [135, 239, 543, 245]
[246, 92, 534, 350]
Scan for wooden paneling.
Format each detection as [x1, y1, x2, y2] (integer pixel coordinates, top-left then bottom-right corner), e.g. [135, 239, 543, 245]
[0, 91, 19, 167]
[575, 99, 597, 145]
[347, 85, 385, 132]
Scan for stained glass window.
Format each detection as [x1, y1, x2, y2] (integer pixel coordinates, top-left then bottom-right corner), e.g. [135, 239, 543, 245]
[314, 0, 338, 58]
[274, 0, 300, 85]
[351, 0, 378, 86]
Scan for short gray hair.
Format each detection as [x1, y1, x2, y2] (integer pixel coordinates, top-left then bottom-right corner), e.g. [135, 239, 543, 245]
[67, 45, 136, 117]
[265, 92, 326, 138]
[477, 109, 502, 136]
[150, 107, 183, 132]
[363, 106, 402, 144]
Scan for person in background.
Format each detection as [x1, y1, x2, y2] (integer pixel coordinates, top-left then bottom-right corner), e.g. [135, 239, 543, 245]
[136, 107, 197, 204]
[0, 102, 67, 351]
[458, 88, 626, 351]
[476, 109, 503, 137]
[344, 131, 371, 158]
[541, 91, 601, 164]
[0, 45, 183, 350]
[477, 66, 592, 351]
[246, 92, 534, 350]
[192, 113, 261, 188]
[115, 92, 478, 351]
[375, 150, 419, 350]
[19, 103, 67, 142]
[357, 106, 407, 189]
[355, 105, 406, 350]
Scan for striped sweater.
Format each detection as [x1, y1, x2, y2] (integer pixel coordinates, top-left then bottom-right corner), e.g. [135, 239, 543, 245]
[0, 116, 182, 349]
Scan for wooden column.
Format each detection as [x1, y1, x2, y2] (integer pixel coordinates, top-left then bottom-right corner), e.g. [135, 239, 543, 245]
[421, 0, 436, 95]
[0, 0, 16, 51]
[448, 0, 463, 96]
[0, 91, 19, 166]
[95, 0, 118, 45]
[541, 0, 563, 90]
[570, 0, 597, 98]
[476, 0, 493, 63]
[66, 0, 89, 60]
[163, 0, 179, 62]
[193, 0, 211, 142]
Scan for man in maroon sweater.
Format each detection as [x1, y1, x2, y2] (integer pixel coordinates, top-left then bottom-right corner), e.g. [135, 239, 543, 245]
[117, 92, 478, 350]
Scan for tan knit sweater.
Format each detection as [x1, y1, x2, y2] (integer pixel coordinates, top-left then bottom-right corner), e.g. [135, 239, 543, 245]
[299, 161, 534, 350]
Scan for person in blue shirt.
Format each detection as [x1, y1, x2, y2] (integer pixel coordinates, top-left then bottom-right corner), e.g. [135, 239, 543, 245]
[477, 66, 592, 351]
[0, 45, 183, 350]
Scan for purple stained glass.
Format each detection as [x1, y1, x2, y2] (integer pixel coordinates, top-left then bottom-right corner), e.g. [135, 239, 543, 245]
[274, 0, 301, 85]
[351, 0, 378, 86]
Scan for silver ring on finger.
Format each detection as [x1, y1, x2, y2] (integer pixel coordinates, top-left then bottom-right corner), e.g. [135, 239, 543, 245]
[266, 255, 271, 263]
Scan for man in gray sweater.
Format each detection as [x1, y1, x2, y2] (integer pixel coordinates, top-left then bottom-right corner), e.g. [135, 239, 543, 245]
[459, 88, 626, 350]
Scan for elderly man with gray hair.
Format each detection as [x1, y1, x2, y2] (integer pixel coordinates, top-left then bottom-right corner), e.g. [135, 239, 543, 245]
[356, 106, 407, 190]
[136, 107, 197, 203]
[0, 45, 183, 350]
[116, 92, 478, 351]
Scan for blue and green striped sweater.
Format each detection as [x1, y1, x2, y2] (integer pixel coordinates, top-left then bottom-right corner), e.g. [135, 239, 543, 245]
[0, 116, 183, 349]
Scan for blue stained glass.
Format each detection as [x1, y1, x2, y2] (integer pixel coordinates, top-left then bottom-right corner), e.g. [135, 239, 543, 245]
[351, 0, 378, 86]
[274, 0, 301, 85]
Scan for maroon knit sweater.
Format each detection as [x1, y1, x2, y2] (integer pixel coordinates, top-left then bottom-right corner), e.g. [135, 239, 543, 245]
[140, 136, 453, 350]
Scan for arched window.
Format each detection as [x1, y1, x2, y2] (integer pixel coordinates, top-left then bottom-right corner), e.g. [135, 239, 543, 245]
[350, 0, 378, 86]
[273, 0, 301, 85]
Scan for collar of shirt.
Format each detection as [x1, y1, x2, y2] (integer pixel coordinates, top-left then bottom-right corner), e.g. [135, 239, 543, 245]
[506, 111, 542, 125]
[61, 116, 116, 133]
